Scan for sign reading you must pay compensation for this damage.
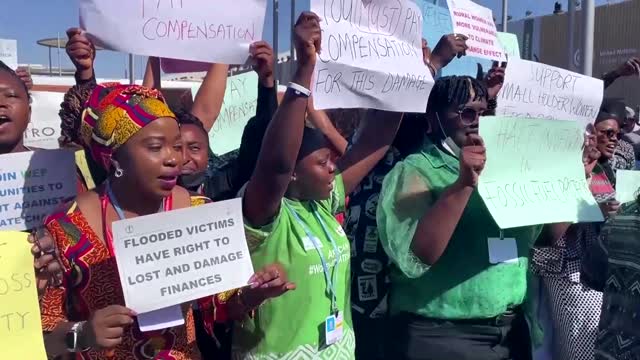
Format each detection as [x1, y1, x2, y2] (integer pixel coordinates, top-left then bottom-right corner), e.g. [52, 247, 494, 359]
[112, 198, 254, 314]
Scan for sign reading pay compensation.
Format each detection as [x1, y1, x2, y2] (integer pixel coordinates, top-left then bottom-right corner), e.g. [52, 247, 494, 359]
[478, 117, 603, 229]
[80, 0, 267, 64]
[112, 198, 254, 314]
[0, 232, 47, 359]
[311, 0, 434, 112]
[0, 150, 77, 231]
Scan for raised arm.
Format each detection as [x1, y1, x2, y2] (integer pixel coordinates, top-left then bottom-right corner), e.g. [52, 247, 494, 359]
[602, 57, 640, 89]
[142, 57, 161, 89]
[243, 12, 321, 227]
[234, 41, 278, 192]
[66, 28, 96, 85]
[337, 110, 402, 194]
[191, 63, 229, 132]
[410, 134, 485, 265]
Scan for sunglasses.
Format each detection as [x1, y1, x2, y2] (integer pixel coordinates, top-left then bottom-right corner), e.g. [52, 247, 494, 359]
[597, 128, 620, 140]
[454, 107, 486, 126]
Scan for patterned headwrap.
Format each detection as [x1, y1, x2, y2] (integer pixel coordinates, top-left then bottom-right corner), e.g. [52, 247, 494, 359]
[79, 83, 176, 171]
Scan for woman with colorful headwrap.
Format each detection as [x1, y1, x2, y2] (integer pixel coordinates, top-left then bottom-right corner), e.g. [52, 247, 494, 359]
[39, 83, 293, 360]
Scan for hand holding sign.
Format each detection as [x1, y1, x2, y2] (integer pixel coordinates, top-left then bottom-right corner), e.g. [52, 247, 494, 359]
[294, 12, 322, 70]
[431, 34, 469, 70]
[66, 28, 96, 73]
[83, 305, 137, 350]
[246, 263, 296, 303]
[458, 134, 486, 188]
[614, 57, 640, 78]
[28, 228, 63, 298]
[250, 41, 275, 87]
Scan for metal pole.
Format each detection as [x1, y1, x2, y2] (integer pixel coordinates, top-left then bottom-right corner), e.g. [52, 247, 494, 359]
[273, 0, 279, 82]
[501, 0, 508, 32]
[57, 33, 62, 76]
[48, 48, 52, 75]
[581, 0, 595, 76]
[568, 0, 576, 71]
[128, 54, 135, 84]
[290, 0, 295, 67]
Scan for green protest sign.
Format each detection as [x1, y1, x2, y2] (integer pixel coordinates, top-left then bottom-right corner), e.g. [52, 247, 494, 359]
[496, 32, 521, 59]
[192, 71, 258, 155]
[478, 116, 603, 229]
[615, 170, 640, 204]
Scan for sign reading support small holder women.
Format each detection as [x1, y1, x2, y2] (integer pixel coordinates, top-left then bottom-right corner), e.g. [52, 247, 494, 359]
[112, 198, 254, 314]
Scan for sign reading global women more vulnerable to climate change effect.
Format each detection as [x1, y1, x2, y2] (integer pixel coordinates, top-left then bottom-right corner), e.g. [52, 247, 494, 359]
[112, 198, 254, 314]
[0, 150, 77, 231]
[79, 0, 267, 64]
[311, 0, 435, 112]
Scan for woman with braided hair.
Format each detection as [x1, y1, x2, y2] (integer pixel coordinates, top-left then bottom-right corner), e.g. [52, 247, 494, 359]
[378, 75, 567, 360]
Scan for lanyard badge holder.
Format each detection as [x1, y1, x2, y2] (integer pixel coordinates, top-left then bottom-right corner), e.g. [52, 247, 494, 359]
[286, 203, 344, 347]
[488, 229, 519, 264]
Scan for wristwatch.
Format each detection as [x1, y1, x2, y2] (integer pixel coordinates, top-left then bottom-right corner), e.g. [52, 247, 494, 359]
[65, 321, 89, 352]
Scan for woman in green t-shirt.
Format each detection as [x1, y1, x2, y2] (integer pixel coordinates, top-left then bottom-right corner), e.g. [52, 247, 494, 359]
[234, 12, 402, 360]
[378, 76, 566, 360]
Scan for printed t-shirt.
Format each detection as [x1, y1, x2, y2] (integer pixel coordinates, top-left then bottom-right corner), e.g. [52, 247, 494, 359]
[233, 174, 355, 359]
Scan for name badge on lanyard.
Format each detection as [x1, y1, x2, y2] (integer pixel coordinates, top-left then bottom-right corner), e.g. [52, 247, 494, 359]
[286, 202, 343, 347]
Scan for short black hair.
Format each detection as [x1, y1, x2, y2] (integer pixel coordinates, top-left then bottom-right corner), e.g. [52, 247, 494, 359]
[175, 109, 208, 140]
[0, 61, 30, 98]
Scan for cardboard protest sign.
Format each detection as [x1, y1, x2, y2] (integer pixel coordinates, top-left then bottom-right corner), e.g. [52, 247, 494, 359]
[615, 170, 640, 204]
[0, 39, 17, 70]
[24, 91, 65, 150]
[447, 0, 505, 61]
[478, 116, 603, 229]
[79, 0, 267, 64]
[191, 71, 258, 155]
[496, 59, 604, 129]
[0, 150, 77, 231]
[112, 198, 254, 314]
[0, 232, 47, 360]
[311, 0, 434, 112]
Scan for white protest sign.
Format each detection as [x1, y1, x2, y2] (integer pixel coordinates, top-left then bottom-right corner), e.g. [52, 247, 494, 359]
[79, 0, 267, 64]
[0, 150, 77, 231]
[24, 92, 65, 150]
[311, 0, 434, 112]
[447, 0, 505, 61]
[112, 198, 254, 314]
[478, 116, 603, 229]
[0, 39, 18, 70]
[496, 59, 604, 129]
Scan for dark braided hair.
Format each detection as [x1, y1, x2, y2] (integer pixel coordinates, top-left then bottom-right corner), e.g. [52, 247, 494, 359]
[174, 109, 208, 141]
[427, 75, 488, 115]
[59, 81, 96, 147]
[0, 61, 30, 98]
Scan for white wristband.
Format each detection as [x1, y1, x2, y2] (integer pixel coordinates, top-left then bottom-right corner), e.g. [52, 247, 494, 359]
[287, 82, 311, 97]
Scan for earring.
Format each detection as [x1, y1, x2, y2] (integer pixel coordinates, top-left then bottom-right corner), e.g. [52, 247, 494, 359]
[114, 168, 124, 178]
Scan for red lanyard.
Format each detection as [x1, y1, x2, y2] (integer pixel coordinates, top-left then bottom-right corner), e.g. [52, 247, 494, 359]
[100, 189, 173, 257]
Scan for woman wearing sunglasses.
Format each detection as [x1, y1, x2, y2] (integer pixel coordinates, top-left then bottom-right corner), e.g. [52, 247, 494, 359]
[378, 76, 563, 360]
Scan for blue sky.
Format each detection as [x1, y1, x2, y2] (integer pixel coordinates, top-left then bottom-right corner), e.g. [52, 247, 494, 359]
[0, 0, 613, 78]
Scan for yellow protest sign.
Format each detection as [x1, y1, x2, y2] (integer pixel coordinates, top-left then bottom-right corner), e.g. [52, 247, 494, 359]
[0, 231, 47, 359]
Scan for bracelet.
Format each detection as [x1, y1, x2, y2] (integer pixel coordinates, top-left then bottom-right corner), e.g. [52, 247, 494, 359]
[287, 82, 311, 97]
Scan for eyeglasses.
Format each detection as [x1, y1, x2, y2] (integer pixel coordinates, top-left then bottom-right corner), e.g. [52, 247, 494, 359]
[454, 107, 485, 126]
[597, 128, 620, 140]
